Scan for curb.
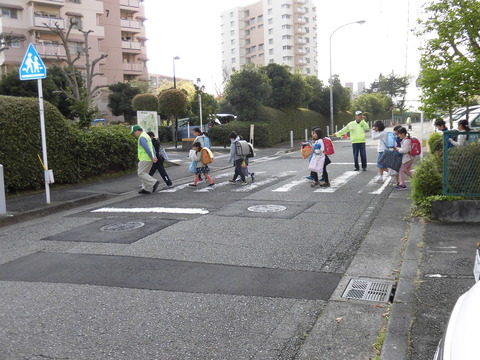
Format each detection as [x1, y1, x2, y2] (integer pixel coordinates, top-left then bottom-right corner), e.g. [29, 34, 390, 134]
[380, 220, 424, 360]
[0, 193, 110, 228]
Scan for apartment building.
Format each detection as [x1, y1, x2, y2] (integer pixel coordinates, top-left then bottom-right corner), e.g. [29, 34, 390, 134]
[0, 0, 148, 89]
[221, 0, 318, 79]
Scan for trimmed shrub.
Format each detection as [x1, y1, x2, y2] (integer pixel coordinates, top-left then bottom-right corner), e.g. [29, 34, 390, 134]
[0, 95, 137, 193]
[132, 93, 159, 112]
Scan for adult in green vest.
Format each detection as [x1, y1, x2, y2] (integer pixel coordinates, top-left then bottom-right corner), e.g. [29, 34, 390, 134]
[334, 110, 369, 171]
[131, 125, 160, 194]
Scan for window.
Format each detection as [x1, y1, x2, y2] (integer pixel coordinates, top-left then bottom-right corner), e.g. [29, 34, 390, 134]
[1, 8, 18, 19]
[282, 25, 291, 30]
[282, 14, 291, 19]
[251, 45, 256, 52]
[230, 21, 234, 27]
[258, 15, 263, 22]
[269, 38, 273, 45]
[258, 24, 263, 29]
[282, 35, 292, 40]
[269, 59, 274, 63]
[230, 30, 235, 36]
[268, 28, 273, 35]
[268, 18, 273, 25]
[282, 45, 292, 50]
[231, 39, 235, 45]
[259, 43, 264, 51]
[245, 39, 250, 45]
[67, 0, 81, 3]
[281, 4, 290, 9]
[231, 57, 236, 63]
[231, 48, 235, 54]
[230, 12, 234, 18]
[269, 49, 274, 55]
[268, 8, 272, 15]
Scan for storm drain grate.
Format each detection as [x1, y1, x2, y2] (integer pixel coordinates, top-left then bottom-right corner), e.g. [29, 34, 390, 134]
[342, 279, 393, 303]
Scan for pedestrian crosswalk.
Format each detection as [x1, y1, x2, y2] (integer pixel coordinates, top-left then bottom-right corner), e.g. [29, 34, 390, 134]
[157, 169, 395, 195]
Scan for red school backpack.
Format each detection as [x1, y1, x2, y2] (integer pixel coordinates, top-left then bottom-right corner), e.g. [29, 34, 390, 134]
[410, 137, 421, 156]
[323, 137, 335, 155]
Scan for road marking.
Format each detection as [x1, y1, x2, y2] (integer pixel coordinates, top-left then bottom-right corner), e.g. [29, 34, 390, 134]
[159, 183, 191, 192]
[314, 171, 359, 193]
[92, 207, 209, 214]
[232, 177, 278, 192]
[273, 178, 309, 192]
[360, 177, 393, 194]
[251, 156, 281, 163]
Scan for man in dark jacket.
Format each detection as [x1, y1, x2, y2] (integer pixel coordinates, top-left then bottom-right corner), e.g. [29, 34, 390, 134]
[147, 131, 173, 189]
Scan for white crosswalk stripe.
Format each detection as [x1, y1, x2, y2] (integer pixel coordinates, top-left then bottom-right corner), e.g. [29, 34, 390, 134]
[314, 171, 360, 193]
[272, 178, 309, 192]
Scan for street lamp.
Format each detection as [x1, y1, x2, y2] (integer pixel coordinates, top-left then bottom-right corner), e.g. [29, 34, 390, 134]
[173, 56, 180, 148]
[197, 78, 203, 130]
[173, 56, 180, 89]
[329, 20, 366, 135]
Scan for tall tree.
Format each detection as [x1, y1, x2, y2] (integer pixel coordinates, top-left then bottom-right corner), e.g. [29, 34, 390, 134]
[368, 72, 410, 114]
[224, 64, 271, 120]
[45, 19, 108, 126]
[416, 0, 480, 121]
[108, 82, 141, 124]
[262, 63, 307, 109]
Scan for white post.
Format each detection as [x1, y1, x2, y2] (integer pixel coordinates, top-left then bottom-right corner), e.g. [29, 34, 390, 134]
[250, 124, 255, 147]
[305, 128, 308, 141]
[198, 93, 203, 129]
[0, 165, 5, 215]
[290, 130, 294, 148]
[38, 79, 50, 204]
[326, 126, 330, 137]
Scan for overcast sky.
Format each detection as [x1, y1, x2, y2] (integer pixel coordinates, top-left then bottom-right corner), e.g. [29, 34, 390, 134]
[144, 0, 428, 103]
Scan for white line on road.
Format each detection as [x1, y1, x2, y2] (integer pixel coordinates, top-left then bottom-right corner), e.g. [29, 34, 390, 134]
[272, 178, 309, 192]
[232, 177, 278, 192]
[92, 207, 209, 214]
[314, 171, 359, 193]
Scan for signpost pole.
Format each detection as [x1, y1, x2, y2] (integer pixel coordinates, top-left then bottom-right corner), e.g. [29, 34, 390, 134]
[37, 79, 50, 204]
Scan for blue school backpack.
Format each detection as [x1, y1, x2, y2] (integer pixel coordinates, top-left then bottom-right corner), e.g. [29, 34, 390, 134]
[203, 135, 211, 149]
[386, 132, 396, 148]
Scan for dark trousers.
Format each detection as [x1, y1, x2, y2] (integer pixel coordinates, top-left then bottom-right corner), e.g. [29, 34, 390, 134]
[352, 142, 367, 170]
[148, 157, 172, 185]
[233, 158, 246, 182]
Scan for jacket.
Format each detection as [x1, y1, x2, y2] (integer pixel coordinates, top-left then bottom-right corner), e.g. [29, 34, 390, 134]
[228, 136, 242, 164]
[335, 120, 369, 143]
[371, 130, 389, 152]
[137, 131, 154, 161]
[398, 137, 413, 163]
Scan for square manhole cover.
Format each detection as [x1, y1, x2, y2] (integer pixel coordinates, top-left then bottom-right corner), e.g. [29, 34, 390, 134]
[342, 279, 394, 303]
[41, 219, 178, 244]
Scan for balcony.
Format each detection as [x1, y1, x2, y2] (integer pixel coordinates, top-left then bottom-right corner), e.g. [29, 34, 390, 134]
[30, 0, 64, 6]
[123, 62, 143, 72]
[295, 16, 307, 25]
[121, 40, 141, 50]
[297, 26, 307, 34]
[296, 36, 307, 45]
[33, 15, 66, 29]
[120, 0, 140, 8]
[35, 42, 66, 57]
[120, 19, 141, 30]
[296, 6, 306, 15]
[296, 47, 307, 55]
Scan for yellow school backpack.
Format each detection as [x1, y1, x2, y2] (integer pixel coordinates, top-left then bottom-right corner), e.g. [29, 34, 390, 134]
[201, 147, 214, 165]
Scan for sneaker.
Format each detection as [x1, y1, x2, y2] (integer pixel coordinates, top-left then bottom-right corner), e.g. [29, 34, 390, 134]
[207, 183, 215, 187]
[229, 179, 236, 183]
[305, 175, 314, 180]
[353, 168, 360, 171]
[319, 178, 325, 182]
[240, 181, 248, 186]
[138, 189, 150, 194]
[374, 176, 384, 184]
[362, 168, 367, 171]
[319, 182, 331, 187]
[152, 180, 160, 193]
[188, 184, 197, 187]
[162, 184, 173, 190]
[310, 182, 320, 187]
[394, 185, 407, 191]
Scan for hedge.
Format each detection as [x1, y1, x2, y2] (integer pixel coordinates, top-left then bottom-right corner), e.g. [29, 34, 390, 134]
[0, 95, 137, 194]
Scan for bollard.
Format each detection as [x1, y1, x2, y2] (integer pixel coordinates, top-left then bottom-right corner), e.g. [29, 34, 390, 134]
[0, 165, 6, 215]
[290, 130, 294, 148]
[305, 128, 308, 141]
[327, 126, 330, 136]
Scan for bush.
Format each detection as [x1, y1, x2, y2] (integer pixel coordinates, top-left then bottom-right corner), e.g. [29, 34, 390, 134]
[132, 93, 159, 112]
[0, 95, 137, 193]
[447, 144, 480, 194]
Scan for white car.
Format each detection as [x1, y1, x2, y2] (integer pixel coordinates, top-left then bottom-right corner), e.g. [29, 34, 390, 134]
[433, 248, 480, 360]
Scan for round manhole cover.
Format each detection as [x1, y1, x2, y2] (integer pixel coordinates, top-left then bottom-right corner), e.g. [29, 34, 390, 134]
[247, 204, 287, 213]
[99, 221, 145, 232]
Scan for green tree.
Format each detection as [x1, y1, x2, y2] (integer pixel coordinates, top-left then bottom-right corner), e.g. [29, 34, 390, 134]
[351, 92, 391, 119]
[262, 64, 307, 109]
[107, 82, 141, 124]
[416, 0, 480, 121]
[132, 93, 159, 112]
[224, 64, 271, 120]
[331, 75, 351, 113]
[189, 84, 219, 124]
[158, 88, 188, 123]
[368, 72, 410, 114]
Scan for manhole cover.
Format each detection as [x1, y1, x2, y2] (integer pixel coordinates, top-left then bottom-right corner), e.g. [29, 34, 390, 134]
[342, 279, 393, 303]
[99, 221, 145, 232]
[247, 204, 287, 213]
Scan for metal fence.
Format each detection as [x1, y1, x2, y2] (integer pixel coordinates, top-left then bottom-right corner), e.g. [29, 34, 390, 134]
[442, 131, 480, 197]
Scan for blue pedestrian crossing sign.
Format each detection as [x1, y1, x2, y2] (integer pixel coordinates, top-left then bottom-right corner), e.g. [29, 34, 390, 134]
[19, 43, 47, 80]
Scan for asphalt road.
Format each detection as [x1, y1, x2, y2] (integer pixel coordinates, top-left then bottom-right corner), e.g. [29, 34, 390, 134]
[0, 133, 417, 359]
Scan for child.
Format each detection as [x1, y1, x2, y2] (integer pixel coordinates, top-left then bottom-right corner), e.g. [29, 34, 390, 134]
[393, 127, 414, 191]
[371, 120, 389, 183]
[227, 131, 247, 185]
[308, 128, 331, 187]
[305, 127, 325, 182]
[189, 141, 215, 188]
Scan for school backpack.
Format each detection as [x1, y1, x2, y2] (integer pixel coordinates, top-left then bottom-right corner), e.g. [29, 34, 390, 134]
[200, 147, 214, 165]
[410, 137, 421, 156]
[202, 135, 211, 149]
[322, 137, 335, 155]
[235, 140, 254, 158]
[467, 132, 479, 145]
[386, 132, 396, 148]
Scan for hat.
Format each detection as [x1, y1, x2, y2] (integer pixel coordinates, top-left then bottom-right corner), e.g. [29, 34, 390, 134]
[130, 125, 142, 134]
[355, 110, 363, 116]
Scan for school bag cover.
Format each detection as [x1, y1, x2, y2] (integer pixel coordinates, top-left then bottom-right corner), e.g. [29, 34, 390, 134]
[322, 137, 335, 155]
[202, 135, 211, 149]
[410, 137, 421, 155]
[200, 147, 214, 164]
[235, 140, 255, 157]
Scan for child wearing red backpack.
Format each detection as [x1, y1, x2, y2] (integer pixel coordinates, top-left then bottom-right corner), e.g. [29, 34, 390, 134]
[393, 127, 414, 191]
[308, 128, 332, 187]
